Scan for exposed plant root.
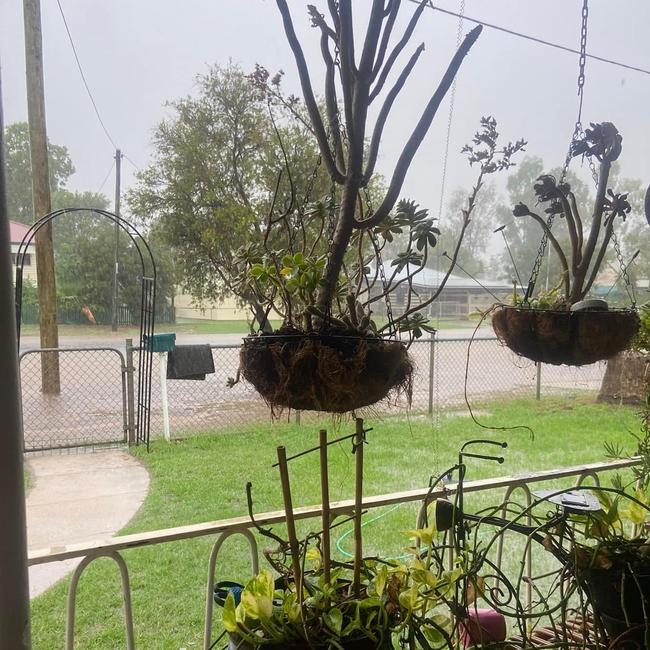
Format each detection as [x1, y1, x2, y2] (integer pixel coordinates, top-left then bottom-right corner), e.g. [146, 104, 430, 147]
[240, 332, 413, 413]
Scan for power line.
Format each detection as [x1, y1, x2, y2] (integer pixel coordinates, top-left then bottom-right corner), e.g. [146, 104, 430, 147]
[55, 0, 119, 149]
[123, 154, 141, 172]
[412, 1, 650, 76]
[95, 159, 115, 195]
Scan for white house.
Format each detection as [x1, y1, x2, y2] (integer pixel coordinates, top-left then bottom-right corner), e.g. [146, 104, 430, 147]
[10, 221, 37, 286]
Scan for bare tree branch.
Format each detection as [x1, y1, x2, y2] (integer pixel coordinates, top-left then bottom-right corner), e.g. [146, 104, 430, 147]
[275, 0, 345, 183]
[369, 0, 427, 103]
[359, 1, 386, 77]
[355, 25, 483, 229]
[582, 215, 616, 299]
[572, 159, 612, 299]
[371, 0, 401, 82]
[523, 209, 571, 298]
[362, 43, 424, 185]
[309, 7, 346, 173]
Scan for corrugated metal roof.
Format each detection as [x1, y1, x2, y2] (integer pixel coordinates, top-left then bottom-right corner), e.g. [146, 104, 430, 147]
[377, 261, 513, 291]
[9, 220, 31, 244]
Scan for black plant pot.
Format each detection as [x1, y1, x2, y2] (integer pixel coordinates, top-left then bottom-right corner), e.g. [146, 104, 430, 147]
[583, 567, 650, 646]
[492, 306, 639, 366]
[239, 332, 413, 413]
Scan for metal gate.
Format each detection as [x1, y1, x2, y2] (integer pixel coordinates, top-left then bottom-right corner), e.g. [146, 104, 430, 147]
[19, 347, 131, 452]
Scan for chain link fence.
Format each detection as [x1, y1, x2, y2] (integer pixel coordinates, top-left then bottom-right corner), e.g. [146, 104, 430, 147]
[139, 337, 606, 439]
[20, 347, 128, 451]
[19, 337, 606, 449]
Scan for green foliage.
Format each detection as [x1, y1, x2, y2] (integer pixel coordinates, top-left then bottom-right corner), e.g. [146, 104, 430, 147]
[223, 549, 463, 647]
[632, 303, 650, 353]
[126, 62, 331, 328]
[4, 122, 75, 223]
[30, 398, 638, 648]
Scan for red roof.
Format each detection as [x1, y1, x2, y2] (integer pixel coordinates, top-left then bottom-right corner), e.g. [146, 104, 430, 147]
[9, 220, 31, 244]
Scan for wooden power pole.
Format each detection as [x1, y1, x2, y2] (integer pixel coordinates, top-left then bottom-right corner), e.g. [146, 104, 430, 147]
[23, 0, 60, 394]
[111, 149, 121, 331]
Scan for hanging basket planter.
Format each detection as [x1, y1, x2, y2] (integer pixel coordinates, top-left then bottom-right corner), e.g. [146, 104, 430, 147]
[240, 332, 413, 413]
[491, 304, 639, 366]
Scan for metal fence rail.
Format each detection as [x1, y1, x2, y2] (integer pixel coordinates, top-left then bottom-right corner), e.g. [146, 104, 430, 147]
[27, 457, 640, 650]
[19, 337, 607, 449]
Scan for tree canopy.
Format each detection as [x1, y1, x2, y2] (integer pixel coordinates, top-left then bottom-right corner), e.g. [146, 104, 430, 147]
[4, 122, 75, 223]
[4, 122, 174, 319]
[127, 62, 332, 328]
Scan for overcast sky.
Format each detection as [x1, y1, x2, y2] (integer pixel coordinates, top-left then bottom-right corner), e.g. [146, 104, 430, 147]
[1, 1, 649, 229]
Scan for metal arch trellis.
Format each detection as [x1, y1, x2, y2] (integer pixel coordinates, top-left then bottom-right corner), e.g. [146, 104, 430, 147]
[14, 207, 157, 448]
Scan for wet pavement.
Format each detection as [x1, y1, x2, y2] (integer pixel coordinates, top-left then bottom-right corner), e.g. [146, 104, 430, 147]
[26, 450, 149, 598]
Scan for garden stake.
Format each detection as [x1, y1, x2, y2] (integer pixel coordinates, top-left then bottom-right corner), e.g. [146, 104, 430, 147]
[319, 428, 331, 585]
[276, 445, 302, 603]
[353, 418, 364, 597]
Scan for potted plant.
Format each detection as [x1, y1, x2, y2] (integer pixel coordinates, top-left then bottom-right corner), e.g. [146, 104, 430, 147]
[214, 422, 479, 649]
[221, 1, 526, 413]
[232, 113, 523, 412]
[575, 371, 650, 645]
[492, 122, 640, 366]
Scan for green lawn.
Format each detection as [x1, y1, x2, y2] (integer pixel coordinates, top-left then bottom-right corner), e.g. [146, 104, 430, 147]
[31, 397, 642, 648]
[20, 316, 477, 338]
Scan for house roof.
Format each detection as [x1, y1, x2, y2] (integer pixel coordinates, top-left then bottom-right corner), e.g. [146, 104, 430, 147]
[9, 221, 31, 245]
[379, 261, 513, 292]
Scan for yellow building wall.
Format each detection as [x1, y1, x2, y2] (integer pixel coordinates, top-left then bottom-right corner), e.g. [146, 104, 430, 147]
[175, 292, 281, 322]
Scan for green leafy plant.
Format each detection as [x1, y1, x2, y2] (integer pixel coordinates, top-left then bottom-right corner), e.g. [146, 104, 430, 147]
[233, 117, 523, 343]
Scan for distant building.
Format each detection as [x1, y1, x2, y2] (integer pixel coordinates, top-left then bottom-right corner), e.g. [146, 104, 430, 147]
[371, 263, 514, 319]
[10, 221, 37, 286]
[175, 292, 252, 321]
[175, 263, 514, 322]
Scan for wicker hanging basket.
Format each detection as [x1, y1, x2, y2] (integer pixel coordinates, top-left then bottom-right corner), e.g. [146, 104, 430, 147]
[239, 332, 413, 413]
[491, 305, 639, 366]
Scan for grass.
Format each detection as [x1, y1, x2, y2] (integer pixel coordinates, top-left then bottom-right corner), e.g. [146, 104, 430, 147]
[30, 396, 642, 648]
[20, 317, 477, 339]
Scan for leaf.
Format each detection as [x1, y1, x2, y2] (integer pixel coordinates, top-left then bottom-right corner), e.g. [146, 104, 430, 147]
[323, 608, 343, 635]
[222, 592, 238, 633]
[293, 251, 304, 266]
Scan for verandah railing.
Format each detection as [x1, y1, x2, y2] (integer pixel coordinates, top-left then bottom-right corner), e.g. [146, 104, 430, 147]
[28, 457, 640, 650]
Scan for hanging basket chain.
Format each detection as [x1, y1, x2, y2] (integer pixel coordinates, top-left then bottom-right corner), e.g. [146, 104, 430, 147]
[525, 0, 589, 303]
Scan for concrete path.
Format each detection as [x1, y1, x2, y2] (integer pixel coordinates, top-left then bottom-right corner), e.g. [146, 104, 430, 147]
[25, 450, 149, 598]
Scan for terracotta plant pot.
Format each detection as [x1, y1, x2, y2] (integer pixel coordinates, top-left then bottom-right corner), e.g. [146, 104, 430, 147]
[240, 333, 413, 413]
[491, 306, 639, 366]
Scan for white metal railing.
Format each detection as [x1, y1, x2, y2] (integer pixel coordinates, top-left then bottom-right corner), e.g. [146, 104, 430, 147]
[28, 457, 640, 650]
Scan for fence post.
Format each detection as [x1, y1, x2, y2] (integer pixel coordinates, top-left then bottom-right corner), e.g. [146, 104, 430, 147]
[535, 362, 542, 400]
[159, 351, 170, 441]
[125, 338, 136, 444]
[294, 410, 301, 425]
[428, 336, 436, 417]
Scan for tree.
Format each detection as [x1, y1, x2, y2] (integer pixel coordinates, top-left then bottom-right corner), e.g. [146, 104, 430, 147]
[4, 124, 175, 320]
[3, 122, 74, 223]
[440, 182, 497, 277]
[492, 156, 592, 292]
[127, 62, 332, 329]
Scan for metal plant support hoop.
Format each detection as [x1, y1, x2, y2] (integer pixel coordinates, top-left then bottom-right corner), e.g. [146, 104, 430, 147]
[14, 207, 157, 448]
